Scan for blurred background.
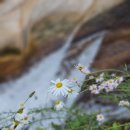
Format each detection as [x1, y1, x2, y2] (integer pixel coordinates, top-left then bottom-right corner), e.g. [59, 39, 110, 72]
[0, 0, 130, 113]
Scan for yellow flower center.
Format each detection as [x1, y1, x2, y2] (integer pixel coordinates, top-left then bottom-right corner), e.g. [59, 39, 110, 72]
[56, 82, 63, 88]
[8, 128, 12, 130]
[99, 116, 102, 119]
[73, 77, 77, 81]
[55, 100, 61, 105]
[109, 80, 113, 83]
[78, 66, 83, 70]
[68, 89, 73, 93]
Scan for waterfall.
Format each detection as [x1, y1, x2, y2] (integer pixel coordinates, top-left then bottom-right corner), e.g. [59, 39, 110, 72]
[0, 30, 104, 112]
[0, 29, 76, 112]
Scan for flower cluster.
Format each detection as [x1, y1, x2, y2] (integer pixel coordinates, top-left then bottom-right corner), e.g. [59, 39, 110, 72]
[49, 78, 80, 110]
[119, 100, 130, 107]
[49, 63, 126, 126]
[6, 103, 30, 130]
[89, 74, 124, 94]
[0, 63, 128, 130]
[96, 73, 104, 83]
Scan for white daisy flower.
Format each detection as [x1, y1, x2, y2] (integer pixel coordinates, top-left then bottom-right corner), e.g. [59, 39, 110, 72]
[76, 63, 85, 71]
[119, 100, 130, 107]
[75, 63, 90, 74]
[96, 114, 105, 122]
[102, 79, 117, 92]
[104, 85, 114, 92]
[49, 79, 70, 96]
[54, 100, 64, 111]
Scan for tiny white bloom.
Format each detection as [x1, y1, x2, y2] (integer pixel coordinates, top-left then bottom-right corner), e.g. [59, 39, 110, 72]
[89, 75, 94, 80]
[76, 63, 90, 74]
[102, 79, 118, 92]
[67, 87, 79, 99]
[107, 79, 115, 85]
[96, 73, 104, 83]
[81, 67, 90, 74]
[76, 63, 85, 71]
[96, 114, 105, 122]
[111, 73, 116, 77]
[104, 86, 114, 92]
[49, 79, 70, 96]
[89, 85, 100, 94]
[54, 100, 64, 110]
[119, 100, 130, 107]
[116, 76, 124, 84]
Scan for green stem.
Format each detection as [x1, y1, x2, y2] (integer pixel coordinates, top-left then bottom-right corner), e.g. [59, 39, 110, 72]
[105, 123, 130, 130]
[87, 69, 125, 76]
[79, 88, 89, 94]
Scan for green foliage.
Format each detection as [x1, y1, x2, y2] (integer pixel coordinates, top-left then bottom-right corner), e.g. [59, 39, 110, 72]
[1, 68, 130, 130]
[111, 123, 121, 130]
[36, 127, 46, 130]
[64, 112, 99, 130]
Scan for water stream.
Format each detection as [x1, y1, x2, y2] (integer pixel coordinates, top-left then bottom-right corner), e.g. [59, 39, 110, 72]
[0, 32, 103, 112]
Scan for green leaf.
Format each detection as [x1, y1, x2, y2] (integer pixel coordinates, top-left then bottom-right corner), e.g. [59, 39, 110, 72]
[111, 123, 121, 130]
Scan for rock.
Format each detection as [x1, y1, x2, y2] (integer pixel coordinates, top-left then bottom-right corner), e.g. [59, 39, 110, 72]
[0, 0, 124, 82]
[92, 28, 130, 69]
[71, 0, 130, 69]
[0, 0, 123, 50]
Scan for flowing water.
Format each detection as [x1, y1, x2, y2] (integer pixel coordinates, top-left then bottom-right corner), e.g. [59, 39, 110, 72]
[2, 31, 128, 130]
[0, 31, 104, 112]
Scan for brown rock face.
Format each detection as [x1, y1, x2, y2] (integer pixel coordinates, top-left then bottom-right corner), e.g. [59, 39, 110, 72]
[92, 28, 130, 69]
[71, 0, 130, 69]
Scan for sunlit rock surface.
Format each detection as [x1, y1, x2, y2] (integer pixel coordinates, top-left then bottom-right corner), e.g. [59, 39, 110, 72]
[0, 0, 126, 82]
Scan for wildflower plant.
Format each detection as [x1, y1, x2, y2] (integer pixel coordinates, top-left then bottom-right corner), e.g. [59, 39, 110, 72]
[1, 64, 130, 130]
